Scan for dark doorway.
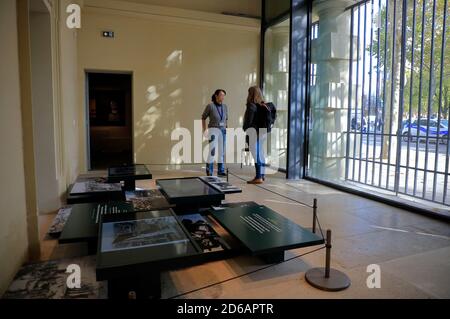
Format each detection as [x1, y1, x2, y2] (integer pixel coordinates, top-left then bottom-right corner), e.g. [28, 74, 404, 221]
[87, 72, 133, 169]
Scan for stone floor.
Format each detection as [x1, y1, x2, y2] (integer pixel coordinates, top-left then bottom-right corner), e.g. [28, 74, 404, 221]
[38, 164, 450, 299]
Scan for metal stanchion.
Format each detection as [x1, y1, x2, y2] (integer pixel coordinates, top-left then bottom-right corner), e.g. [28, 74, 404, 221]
[226, 168, 229, 182]
[305, 230, 351, 291]
[312, 198, 317, 234]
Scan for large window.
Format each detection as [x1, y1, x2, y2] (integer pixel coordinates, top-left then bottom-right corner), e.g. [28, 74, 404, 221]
[261, 0, 291, 171]
[307, 0, 449, 215]
[263, 18, 290, 170]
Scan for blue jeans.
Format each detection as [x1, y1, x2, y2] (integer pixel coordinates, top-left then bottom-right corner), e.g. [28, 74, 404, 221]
[251, 134, 266, 179]
[207, 128, 226, 175]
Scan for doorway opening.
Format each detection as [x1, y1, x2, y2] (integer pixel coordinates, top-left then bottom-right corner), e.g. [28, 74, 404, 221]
[86, 72, 133, 170]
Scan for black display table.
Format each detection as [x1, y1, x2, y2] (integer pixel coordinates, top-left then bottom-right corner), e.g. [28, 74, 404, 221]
[211, 205, 324, 262]
[95, 204, 324, 299]
[107, 164, 153, 191]
[59, 202, 135, 254]
[59, 190, 173, 254]
[66, 180, 125, 204]
[96, 209, 202, 299]
[156, 177, 225, 209]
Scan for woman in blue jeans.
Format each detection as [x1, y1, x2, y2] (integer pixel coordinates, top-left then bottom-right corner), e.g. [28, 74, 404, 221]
[202, 89, 228, 176]
[243, 86, 268, 184]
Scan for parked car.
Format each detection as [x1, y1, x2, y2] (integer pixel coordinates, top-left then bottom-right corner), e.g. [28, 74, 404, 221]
[402, 119, 448, 144]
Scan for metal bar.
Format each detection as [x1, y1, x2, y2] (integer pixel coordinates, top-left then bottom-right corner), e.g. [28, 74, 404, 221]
[432, 0, 447, 201]
[395, 0, 408, 195]
[352, 6, 362, 181]
[442, 0, 449, 204]
[325, 230, 332, 278]
[444, 111, 450, 204]
[346, 0, 371, 12]
[348, 131, 438, 137]
[413, 0, 426, 197]
[379, 0, 389, 188]
[358, 2, 368, 182]
[305, 175, 450, 221]
[405, 0, 417, 195]
[345, 158, 448, 175]
[346, 7, 355, 181]
[312, 198, 317, 233]
[364, 0, 374, 184]
[386, 0, 397, 190]
[422, 0, 437, 199]
[372, 0, 382, 186]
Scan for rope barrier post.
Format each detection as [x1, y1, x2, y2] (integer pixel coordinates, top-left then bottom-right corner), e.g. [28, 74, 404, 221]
[325, 229, 331, 278]
[305, 230, 351, 291]
[312, 198, 317, 234]
[226, 168, 229, 182]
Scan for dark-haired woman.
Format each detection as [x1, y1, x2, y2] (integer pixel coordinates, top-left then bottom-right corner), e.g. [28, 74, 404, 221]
[243, 86, 268, 184]
[202, 89, 228, 176]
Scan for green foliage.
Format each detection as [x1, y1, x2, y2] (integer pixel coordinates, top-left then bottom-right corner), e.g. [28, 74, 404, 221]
[368, 0, 449, 118]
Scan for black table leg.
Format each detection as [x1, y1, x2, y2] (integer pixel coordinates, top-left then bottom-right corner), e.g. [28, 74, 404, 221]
[123, 179, 136, 191]
[87, 240, 97, 255]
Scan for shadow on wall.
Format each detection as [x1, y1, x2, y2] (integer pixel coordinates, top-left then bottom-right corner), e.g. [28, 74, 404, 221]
[134, 48, 258, 165]
[134, 50, 184, 163]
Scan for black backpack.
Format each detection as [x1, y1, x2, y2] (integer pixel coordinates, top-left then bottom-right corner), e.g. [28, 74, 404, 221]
[256, 102, 277, 132]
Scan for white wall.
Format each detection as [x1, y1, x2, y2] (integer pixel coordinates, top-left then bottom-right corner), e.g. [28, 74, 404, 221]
[60, 0, 82, 184]
[30, 11, 60, 214]
[0, 0, 29, 295]
[78, 0, 260, 167]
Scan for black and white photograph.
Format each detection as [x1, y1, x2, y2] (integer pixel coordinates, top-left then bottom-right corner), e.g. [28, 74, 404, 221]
[179, 214, 227, 253]
[70, 181, 122, 195]
[125, 189, 171, 210]
[101, 216, 189, 252]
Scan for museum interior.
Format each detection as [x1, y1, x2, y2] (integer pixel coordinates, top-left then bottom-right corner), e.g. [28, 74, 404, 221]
[1, 0, 449, 299]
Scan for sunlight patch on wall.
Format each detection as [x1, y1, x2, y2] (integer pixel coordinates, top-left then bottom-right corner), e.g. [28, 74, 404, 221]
[146, 85, 160, 103]
[169, 88, 182, 98]
[166, 50, 183, 68]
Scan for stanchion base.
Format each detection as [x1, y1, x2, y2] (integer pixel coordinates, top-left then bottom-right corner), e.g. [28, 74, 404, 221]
[305, 267, 351, 292]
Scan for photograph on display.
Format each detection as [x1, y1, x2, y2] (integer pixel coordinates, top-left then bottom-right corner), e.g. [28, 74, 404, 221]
[70, 181, 122, 195]
[101, 216, 189, 252]
[179, 214, 227, 253]
[199, 176, 241, 193]
[125, 189, 171, 210]
[209, 182, 241, 193]
[200, 176, 223, 184]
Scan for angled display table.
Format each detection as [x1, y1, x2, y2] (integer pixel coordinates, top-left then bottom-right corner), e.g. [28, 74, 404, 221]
[96, 209, 212, 299]
[66, 178, 125, 204]
[211, 205, 324, 262]
[95, 204, 324, 299]
[107, 164, 152, 191]
[59, 190, 173, 254]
